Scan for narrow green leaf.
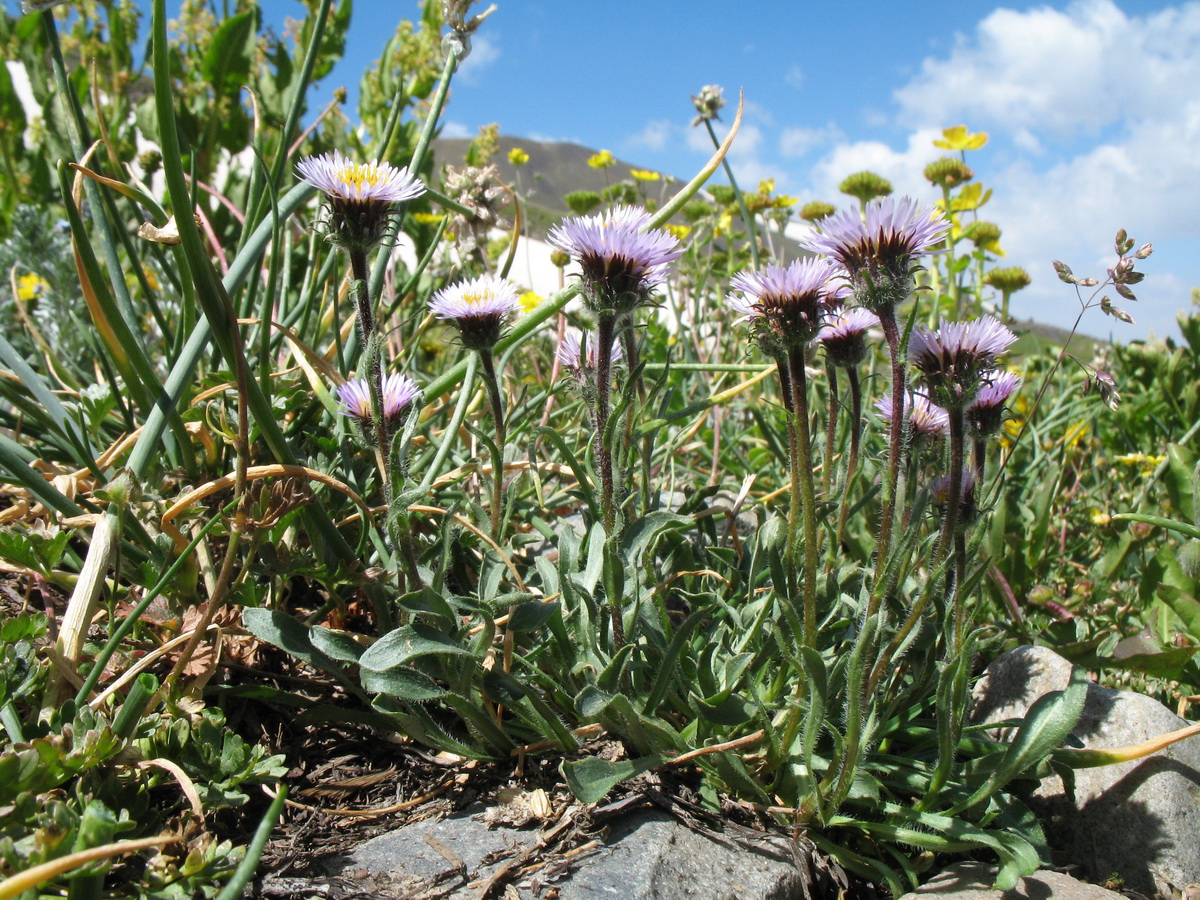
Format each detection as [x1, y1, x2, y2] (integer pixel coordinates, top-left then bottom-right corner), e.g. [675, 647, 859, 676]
[561, 755, 661, 804]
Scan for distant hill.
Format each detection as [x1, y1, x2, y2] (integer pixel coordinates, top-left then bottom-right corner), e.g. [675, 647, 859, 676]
[432, 135, 684, 233]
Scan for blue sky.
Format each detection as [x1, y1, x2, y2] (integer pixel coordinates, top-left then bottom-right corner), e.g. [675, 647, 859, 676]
[13, 0, 1198, 340]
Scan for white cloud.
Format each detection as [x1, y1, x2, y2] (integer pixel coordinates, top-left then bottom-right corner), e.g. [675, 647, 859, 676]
[626, 119, 674, 151]
[894, 0, 1200, 139]
[440, 121, 472, 139]
[785, 65, 804, 90]
[456, 34, 500, 84]
[807, 129, 943, 200]
[779, 124, 843, 158]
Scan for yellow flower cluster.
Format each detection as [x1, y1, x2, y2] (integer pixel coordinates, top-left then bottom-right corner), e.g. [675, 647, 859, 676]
[16, 273, 48, 302]
[587, 149, 615, 170]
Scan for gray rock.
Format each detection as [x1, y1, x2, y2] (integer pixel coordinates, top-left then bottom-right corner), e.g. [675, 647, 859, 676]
[972, 645, 1200, 897]
[554, 808, 807, 900]
[898, 862, 1127, 899]
[329, 806, 823, 899]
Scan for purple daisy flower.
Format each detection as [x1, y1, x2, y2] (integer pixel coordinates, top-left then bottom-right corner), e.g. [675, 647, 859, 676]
[546, 205, 682, 315]
[908, 315, 1018, 408]
[555, 329, 623, 374]
[931, 467, 977, 521]
[817, 306, 878, 368]
[297, 151, 426, 250]
[727, 258, 839, 349]
[875, 391, 950, 441]
[967, 369, 1022, 437]
[337, 372, 422, 421]
[429, 275, 522, 350]
[801, 196, 950, 313]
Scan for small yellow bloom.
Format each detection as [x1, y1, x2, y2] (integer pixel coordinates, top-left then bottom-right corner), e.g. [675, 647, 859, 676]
[142, 266, 161, 291]
[587, 149, 615, 170]
[16, 273, 48, 302]
[508, 147, 530, 166]
[630, 168, 661, 182]
[413, 212, 446, 224]
[664, 224, 691, 241]
[714, 210, 733, 237]
[757, 178, 775, 195]
[1091, 510, 1112, 527]
[518, 290, 542, 314]
[933, 125, 989, 152]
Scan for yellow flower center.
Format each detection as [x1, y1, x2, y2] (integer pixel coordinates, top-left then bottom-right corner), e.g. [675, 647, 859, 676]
[337, 163, 385, 193]
[462, 290, 491, 308]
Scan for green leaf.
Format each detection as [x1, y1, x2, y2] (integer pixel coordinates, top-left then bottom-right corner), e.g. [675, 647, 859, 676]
[508, 600, 559, 632]
[1157, 585, 1200, 641]
[201, 10, 257, 95]
[955, 666, 1087, 813]
[358, 624, 475, 671]
[622, 511, 692, 562]
[561, 755, 661, 804]
[241, 608, 359, 695]
[309, 626, 366, 663]
[360, 666, 447, 701]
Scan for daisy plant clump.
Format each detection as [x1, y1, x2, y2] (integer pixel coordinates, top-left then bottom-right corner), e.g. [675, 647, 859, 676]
[297, 151, 426, 462]
[298, 151, 427, 592]
[907, 315, 1017, 644]
[803, 196, 951, 573]
[727, 257, 845, 648]
[547, 205, 682, 539]
[429, 275, 523, 536]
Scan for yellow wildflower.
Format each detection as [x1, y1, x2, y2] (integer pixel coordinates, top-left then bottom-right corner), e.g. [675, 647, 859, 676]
[664, 224, 691, 241]
[508, 147, 530, 166]
[16, 273, 48, 301]
[1091, 510, 1112, 526]
[587, 149, 615, 170]
[714, 210, 733, 238]
[630, 169, 660, 182]
[142, 266, 161, 291]
[518, 290, 542, 314]
[413, 212, 446, 224]
[933, 125, 988, 152]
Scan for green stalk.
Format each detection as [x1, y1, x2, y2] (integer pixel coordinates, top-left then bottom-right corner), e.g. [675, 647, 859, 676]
[704, 118, 759, 271]
[872, 307, 906, 593]
[478, 350, 507, 538]
[593, 311, 618, 537]
[786, 347, 819, 648]
[834, 366, 864, 553]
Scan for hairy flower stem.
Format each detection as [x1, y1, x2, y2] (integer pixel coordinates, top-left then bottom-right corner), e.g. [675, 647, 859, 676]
[834, 367, 864, 553]
[593, 312, 618, 538]
[938, 407, 968, 649]
[823, 361, 838, 498]
[478, 350, 507, 538]
[972, 436, 987, 486]
[786, 348, 819, 648]
[620, 325, 653, 515]
[873, 309, 907, 591]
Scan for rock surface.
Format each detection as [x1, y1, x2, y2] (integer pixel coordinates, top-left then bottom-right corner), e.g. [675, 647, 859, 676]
[898, 862, 1127, 899]
[329, 805, 830, 899]
[972, 645, 1200, 897]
